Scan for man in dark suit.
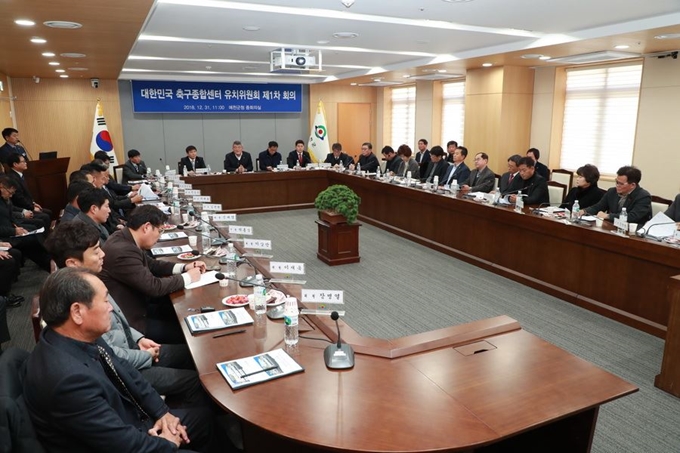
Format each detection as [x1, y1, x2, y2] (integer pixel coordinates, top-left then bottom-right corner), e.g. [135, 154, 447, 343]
[664, 194, 680, 224]
[349, 142, 379, 173]
[507, 157, 549, 206]
[223, 140, 253, 173]
[324, 142, 353, 168]
[180, 145, 206, 174]
[584, 165, 652, 224]
[99, 205, 205, 343]
[381, 146, 401, 174]
[0, 128, 29, 165]
[122, 149, 148, 184]
[499, 154, 523, 194]
[93, 151, 140, 196]
[6, 153, 52, 229]
[462, 152, 495, 193]
[258, 141, 282, 171]
[420, 146, 448, 184]
[526, 148, 550, 180]
[0, 175, 51, 272]
[415, 139, 431, 180]
[24, 267, 216, 452]
[440, 145, 471, 187]
[286, 140, 313, 168]
[445, 140, 459, 163]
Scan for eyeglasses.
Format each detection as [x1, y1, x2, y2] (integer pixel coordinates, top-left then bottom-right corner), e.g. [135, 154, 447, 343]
[614, 179, 630, 186]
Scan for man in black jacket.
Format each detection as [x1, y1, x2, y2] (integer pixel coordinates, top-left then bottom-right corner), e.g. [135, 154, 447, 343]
[6, 153, 52, 230]
[324, 142, 353, 168]
[180, 145, 206, 174]
[526, 148, 550, 180]
[508, 157, 549, 206]
[584, 166, 652, 224]
[286, 140, 312, 168]
[223, 141, 253, 173]
[24, 267, 216, 453]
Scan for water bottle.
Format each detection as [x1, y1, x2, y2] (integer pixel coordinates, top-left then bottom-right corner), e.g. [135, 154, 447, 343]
[183, 165, 188, 177]
[571, 199, 580, 222]
[433, 175, 439, 191]
[376, 165, 381, 179]
[225, 243, 237, 278]
[619, 207, 628, 234]
[515, 190, 524, 213]
[253, 274, 267, 314]
[283, 297, 299, 346]
[406, 171, 412, 186]
[356, 162, 361, 174]
[207, 164, 212, 173]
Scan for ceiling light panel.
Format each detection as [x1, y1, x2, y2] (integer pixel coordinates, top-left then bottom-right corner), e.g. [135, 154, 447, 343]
[43, 21, 82, 29]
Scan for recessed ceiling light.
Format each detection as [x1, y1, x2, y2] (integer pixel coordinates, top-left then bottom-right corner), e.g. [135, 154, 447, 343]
[482, 62, 493, 67]
[67, 67, 88, 71]
[333, 32, 358, 39]
[350, 82, 357, 86]
[521, 54, 542, 59]
[403, 75, 411, 78]
[242, 26, 260, 31]
[655, 33, 680, 40]
[60, 53, 86, 58]
[14, 19, 35, 26]
[48, 62, 60, 66]
[42, 52, 55, 57]
[59, 75, 69, 78]
[55, 69, 65, 73]
[242, 66, 258, 70]
[317, 40, 330, 44]
[205, 65, 212, 70]
[539, 55, 551, 60]
[614, 45, 630, 50]
[30, 37, 47, 44]
[43, 21, 82, 29]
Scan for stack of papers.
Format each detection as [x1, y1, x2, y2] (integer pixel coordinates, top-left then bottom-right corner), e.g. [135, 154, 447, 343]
[151, 245, 192, 256]
[185, 306, 253, 334]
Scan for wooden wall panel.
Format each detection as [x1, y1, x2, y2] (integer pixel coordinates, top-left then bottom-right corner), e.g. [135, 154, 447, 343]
[11, 77, 124, 174]
[0, 72, 11, 129]
[464, 94, 502, 169]
[309, 84, 377, 147]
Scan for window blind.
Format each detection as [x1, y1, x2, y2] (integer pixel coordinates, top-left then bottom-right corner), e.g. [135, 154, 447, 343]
[441, 81, 465, 146]
[560, 63, 643, 175]
[391, 86, 416, 149]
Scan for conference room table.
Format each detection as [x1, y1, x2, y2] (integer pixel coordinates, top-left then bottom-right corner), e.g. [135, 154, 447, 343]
[185, 169, 680, 339]
[164, 194, 638, 452]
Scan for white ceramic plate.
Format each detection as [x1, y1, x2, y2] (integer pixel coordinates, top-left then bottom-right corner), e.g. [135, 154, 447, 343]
[178, 252, 200, 261]
[222, 294, 250, 307]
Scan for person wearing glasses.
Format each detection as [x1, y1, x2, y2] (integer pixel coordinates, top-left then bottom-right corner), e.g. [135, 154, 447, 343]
[582, 166, 652, 224]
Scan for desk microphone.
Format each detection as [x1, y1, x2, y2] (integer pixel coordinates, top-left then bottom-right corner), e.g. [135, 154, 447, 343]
[531, 202, 564, 215]
[636, 222, 677, 240]
[214, 272, 267, 288]
[187, 209, 229, 245]
[324, 311, 355, 370]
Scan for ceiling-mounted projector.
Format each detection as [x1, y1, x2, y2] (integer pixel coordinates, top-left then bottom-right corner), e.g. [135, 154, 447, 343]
[270, 48, 322, 73]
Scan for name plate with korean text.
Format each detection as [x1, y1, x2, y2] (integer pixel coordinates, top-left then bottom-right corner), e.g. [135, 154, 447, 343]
[229, 225, 253, 235]
[243, 239, 272, 250]
[202, 203, 222, 212]
[213, 213, 237, 222]
[270, 262, 305, 275]
[193, 195, 211, 203]
[184, 189, 201, 196]
[301, 290, 344, 304]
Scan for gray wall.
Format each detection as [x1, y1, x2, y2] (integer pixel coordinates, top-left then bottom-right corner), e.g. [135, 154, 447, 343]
[118, 80, 310, 171]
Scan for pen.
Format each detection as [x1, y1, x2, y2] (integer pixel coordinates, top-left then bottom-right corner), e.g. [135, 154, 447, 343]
[213, 329, 246, 338]
[240, 366, 279, 378]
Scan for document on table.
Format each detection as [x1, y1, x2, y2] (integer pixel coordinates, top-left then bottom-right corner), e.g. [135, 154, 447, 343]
[150, 245, 192, 256]
[158, 232, 188, 241]
[185, 270, 219, 289]
[641, 212, 676, 239]
[139, 184, 159, 200]
[185, 306, 253, 334]
[217, 348, 304, 390]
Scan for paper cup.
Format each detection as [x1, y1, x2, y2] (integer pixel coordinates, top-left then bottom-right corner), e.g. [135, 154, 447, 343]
[188, 236, 197, 247]
[595, 218, 604, 227]
[219, 278, 229, 287]
[628, 223, 638, 234]
[181, 213, 189, 224]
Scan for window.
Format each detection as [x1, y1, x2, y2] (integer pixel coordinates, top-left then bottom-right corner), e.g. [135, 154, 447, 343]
[441, 81, 465, 146]
[390, 86, 416, 149]
[560, 63, 643, 174]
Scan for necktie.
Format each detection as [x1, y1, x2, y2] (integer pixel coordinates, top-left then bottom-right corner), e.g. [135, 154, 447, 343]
[299, 153, 303, 165]
[509, 173, 514, 184]
[97, 345, 150, 422]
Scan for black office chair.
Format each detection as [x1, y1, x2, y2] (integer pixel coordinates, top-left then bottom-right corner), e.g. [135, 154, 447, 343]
[0, 348, 46, 453]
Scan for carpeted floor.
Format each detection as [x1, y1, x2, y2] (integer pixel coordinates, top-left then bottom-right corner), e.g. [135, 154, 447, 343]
[6, 208, 680, 452]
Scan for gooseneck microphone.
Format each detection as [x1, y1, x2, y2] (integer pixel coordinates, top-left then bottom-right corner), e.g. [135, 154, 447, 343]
[324, 311, 355, 370]
[214, 272, 267, 288]
[636, 221, 678, 240]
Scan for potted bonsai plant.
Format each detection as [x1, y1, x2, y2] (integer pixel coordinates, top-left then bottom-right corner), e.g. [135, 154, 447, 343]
[315, 184, 361, 224]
